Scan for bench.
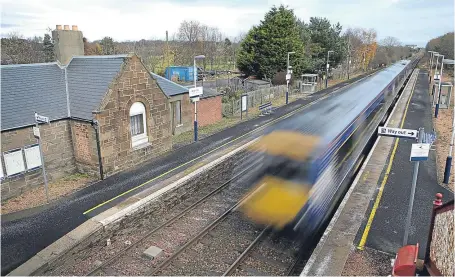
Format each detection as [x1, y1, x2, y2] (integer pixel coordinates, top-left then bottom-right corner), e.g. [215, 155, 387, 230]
[259, 102, 273, 116]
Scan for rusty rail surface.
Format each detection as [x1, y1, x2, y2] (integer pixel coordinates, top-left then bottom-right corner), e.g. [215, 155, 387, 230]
[425, 193, 454, 276]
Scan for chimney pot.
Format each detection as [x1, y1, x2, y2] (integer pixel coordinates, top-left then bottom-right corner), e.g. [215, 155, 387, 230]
[64, 25, 70, 30]
[56, 25, 62, 30]
[72, 25, 78, 31]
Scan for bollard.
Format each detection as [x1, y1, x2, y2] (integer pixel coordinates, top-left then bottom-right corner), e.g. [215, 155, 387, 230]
[392, 244, 419, 276]
[443, 156, 452, 184]
[424, 193, 443, 264]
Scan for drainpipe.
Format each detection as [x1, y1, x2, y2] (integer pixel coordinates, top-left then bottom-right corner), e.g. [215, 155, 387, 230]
[91, 118, 104, 180]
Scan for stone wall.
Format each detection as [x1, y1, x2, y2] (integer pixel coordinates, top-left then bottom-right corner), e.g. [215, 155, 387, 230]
[70, 121, 100, 177]
[1, 120, 76, 201]
[195, 95, 223, 127]
[95, 55, 172, 176]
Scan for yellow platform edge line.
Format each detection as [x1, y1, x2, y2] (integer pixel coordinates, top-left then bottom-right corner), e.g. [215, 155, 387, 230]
[357, 70, 418, 250]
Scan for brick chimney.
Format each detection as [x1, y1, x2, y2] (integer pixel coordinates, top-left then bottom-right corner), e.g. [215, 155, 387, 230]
[52, 24, 84, 65]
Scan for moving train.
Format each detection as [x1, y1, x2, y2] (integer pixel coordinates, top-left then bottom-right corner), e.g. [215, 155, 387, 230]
[240, 58, 419, 235]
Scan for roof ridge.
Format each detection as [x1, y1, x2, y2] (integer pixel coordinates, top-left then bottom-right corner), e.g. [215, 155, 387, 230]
[1, 62, 58, 68]
[71, 54, 129, 59]
[150, 72, 190, 91]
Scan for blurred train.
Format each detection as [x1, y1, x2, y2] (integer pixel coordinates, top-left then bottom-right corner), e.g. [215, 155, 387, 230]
[240, 58, 419, 236]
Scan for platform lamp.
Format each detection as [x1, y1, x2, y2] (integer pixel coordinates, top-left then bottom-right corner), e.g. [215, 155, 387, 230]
[326, 50, 334, 88]
[428, 51, 438, 81]
[286, 51, 295, 104]
[442, 58, 455, 184]
[434, 53, 444, 118]
[193, 55, 205, 142]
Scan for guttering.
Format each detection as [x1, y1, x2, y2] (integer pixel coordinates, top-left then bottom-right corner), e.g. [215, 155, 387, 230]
[91, 110, 104, 180]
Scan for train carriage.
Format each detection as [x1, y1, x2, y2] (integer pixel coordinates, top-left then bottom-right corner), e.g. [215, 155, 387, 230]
[240, 59, 419, 236]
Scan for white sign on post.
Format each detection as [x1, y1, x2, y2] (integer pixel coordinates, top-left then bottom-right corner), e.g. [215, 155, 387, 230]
[378, 127, 418, 139]
[189, 87, 203, 98]
[410, 143, 430, 161]
[241, 95, 247, 112]
[35, 114, 49, 123]
[286, 74, 291, 81]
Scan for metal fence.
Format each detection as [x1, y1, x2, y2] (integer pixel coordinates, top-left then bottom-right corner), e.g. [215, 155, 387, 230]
[222, 85, 296, 116]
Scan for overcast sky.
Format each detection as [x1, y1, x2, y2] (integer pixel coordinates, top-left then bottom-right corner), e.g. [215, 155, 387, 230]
[1, 0, 454, 46]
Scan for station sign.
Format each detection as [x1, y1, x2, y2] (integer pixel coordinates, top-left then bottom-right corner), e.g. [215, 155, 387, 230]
[35, 113, 50, 124]
[378, 127, 418, 139]
[189, 87, 203, 98]
[410, 143, 430, 161]
[241, 94, 248, 112]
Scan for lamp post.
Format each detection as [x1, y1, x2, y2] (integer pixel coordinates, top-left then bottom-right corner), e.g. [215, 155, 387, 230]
[435, 54, 445, 118]
[443, 58, 455, 184]
[428, 51, 438, 82]
[193, 55, 205, 142]
[286, 51, 295, 104]
[326, 50, 334, 88]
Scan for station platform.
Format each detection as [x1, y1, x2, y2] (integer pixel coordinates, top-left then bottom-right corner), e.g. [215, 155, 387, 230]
[2, 71, 375, 275]
[302, 69, 453, 276]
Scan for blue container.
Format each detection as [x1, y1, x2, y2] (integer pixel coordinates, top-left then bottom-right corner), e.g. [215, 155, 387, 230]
[164, 66, 196, 82]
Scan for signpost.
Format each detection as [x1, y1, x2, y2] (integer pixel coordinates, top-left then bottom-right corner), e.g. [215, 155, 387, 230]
[241, 94, 248, 120]
[34, 112, 50, 204]
[410, 143, 430, 161]
[378, 126, 427, 245]
[189, 87, 203, 98]
[378, 127, 418, 139]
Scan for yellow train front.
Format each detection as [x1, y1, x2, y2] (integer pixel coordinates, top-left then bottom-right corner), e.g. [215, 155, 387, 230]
[239, 130, 330, 236]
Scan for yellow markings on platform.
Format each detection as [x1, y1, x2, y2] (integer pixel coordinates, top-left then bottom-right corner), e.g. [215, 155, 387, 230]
[357, 72, 418, 250]
[362, 171, 370, 182]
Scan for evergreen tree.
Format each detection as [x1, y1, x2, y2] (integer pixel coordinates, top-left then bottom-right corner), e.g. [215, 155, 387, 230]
[237, 5, 307, 78]
[43, 34, 54, 62]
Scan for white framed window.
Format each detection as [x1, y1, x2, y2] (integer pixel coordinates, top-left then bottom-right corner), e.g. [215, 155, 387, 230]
[130, 102, 148, 147]
[4, 149, 25, 176]
[24, 144, 42, 171]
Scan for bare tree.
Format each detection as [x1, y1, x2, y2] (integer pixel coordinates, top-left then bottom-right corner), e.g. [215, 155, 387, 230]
[1, 32, 46, 65]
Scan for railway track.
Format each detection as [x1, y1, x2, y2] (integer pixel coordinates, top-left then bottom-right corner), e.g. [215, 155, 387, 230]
[148, 197, 260, 276]
[222, 228, 303, 276]
[84, 157, 260, 276]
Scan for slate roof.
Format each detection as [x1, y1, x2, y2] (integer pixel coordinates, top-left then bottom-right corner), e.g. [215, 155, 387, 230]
[67, 56, 126, 119]
[1, 55, 189, 131]
[1, 63, 68, 130]
[150, 72, 189, 97]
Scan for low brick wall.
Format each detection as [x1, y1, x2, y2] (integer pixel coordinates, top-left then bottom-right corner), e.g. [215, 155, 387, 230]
[194, 95, 222, 127]
[9, 139, 253, 276]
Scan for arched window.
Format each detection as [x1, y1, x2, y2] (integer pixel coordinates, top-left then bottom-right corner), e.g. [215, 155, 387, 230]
[129, 102, 148, 147]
